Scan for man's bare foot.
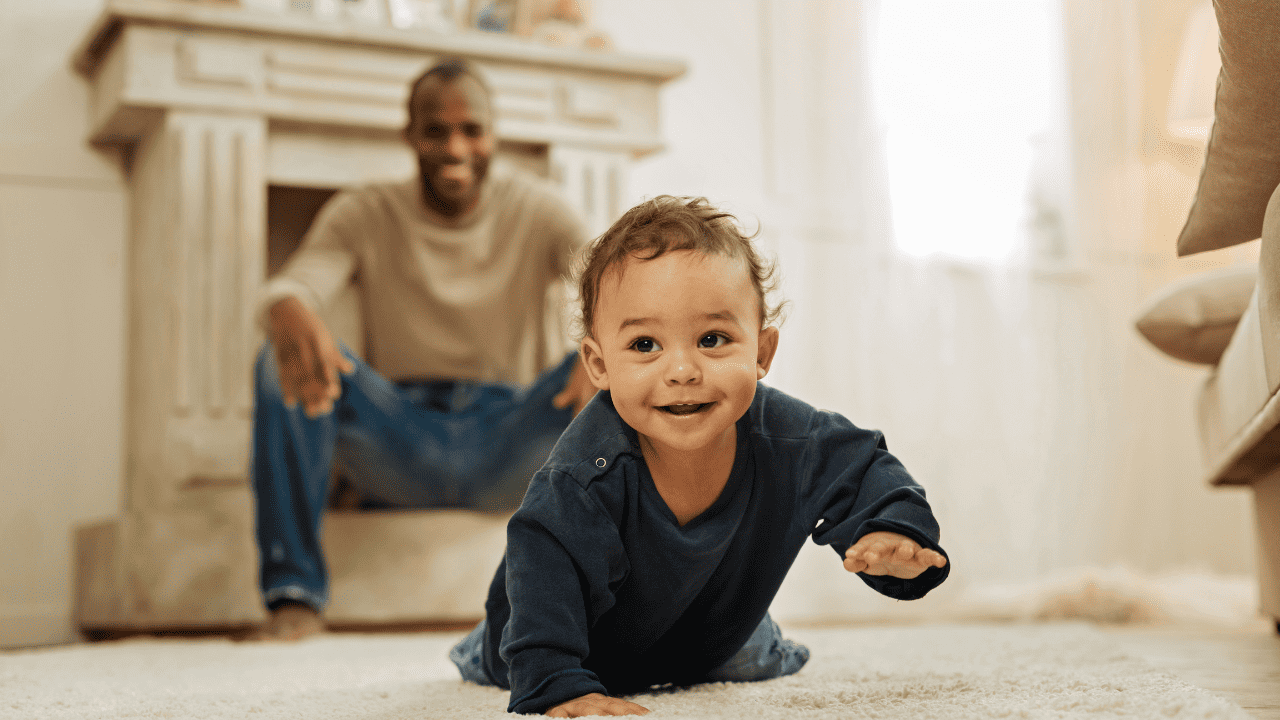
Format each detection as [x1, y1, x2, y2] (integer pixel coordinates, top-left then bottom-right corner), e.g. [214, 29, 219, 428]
[242, 602, 326, 642]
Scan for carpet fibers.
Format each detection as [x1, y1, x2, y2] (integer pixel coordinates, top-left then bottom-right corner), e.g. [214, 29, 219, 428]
[0, 622, 1250, 719]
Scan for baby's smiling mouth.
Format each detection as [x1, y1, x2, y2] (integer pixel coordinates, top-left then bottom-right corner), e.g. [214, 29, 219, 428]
[659, 403, 713, 416]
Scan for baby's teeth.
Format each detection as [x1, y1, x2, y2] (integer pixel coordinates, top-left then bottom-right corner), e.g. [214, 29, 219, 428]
[666, 404, 700, 415]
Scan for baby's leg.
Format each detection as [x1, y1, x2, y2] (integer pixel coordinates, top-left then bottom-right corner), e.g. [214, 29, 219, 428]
[703, 613, 810, 683]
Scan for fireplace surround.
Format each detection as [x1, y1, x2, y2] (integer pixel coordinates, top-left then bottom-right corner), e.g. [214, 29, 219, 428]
[70, 0, 684, 631]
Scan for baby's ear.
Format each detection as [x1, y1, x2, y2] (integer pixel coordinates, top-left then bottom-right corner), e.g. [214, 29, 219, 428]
[580, 336, 611, 390]
[756, 326, 779, 379]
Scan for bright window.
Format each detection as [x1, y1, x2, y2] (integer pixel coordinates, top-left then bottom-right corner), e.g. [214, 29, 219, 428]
[872, 0, 1062, 262]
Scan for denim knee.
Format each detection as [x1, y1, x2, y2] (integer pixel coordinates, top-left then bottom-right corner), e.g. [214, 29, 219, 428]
[450, 621, 499, 687]
[704, 615, 810, 683]
[255, 344, 285, 400]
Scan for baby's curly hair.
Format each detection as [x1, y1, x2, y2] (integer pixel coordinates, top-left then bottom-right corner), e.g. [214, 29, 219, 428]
[575, 196, 785, 340]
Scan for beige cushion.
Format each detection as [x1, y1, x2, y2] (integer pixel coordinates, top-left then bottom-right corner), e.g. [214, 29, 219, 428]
[1177, 0, 1280, 256]
[1135, 264, 1257, 364]
[1197, 289, 1280, 485]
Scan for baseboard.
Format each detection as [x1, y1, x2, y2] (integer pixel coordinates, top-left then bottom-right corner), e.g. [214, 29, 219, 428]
[0, 605, 79, 649]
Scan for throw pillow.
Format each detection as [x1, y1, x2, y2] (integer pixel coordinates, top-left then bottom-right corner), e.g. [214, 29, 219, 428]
[1177, 0, 1280, 256]
[1134, 263, 1257, 364]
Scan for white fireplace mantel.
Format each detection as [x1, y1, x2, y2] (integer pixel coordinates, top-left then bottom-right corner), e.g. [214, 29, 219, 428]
[73, 0, 685, 149]
[72, 0, 685, 632]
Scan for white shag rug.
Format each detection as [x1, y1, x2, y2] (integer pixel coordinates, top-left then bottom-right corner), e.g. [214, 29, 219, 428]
[0, 622, 1250, 719]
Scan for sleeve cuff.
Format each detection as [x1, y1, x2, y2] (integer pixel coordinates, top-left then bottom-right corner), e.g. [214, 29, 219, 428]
[508, 668, 609, 715]
[256, 278, 322, 333]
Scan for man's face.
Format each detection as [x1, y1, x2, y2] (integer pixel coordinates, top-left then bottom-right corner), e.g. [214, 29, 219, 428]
[404, 75, 494, 216]
[581, 250, 779, 457]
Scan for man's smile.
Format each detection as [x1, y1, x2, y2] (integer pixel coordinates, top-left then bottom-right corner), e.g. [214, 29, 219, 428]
[436, 162, 473, 184]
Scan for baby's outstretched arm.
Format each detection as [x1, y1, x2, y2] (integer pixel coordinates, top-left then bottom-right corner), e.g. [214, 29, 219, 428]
[547, 693, 649, 717]
[843, 531, 947, 579]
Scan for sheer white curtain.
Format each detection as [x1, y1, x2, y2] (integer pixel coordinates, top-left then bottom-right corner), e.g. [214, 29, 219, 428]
[764, 0, 1256, 624]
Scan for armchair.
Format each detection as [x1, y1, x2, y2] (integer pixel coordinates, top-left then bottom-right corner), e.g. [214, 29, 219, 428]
[1137, 0, 1280, 631]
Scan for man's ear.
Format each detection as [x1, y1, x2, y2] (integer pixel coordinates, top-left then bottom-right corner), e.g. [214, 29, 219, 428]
[756, 326, 780, 379]
[580, 336, 611, 391]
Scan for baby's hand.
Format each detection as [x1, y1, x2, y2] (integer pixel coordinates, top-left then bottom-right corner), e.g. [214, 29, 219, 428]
[546, 693, 649, 717]
[843, 531, 947, 579]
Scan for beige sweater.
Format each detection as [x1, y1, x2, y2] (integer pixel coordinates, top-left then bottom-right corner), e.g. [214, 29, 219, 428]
[260, 166, 587, 384]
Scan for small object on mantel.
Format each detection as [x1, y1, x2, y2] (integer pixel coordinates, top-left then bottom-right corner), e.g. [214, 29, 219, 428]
[386, 0, 462, 32]
[471, 0, 612, 50]
[528, 0, 610, 50]
[527, 0, 612, 50]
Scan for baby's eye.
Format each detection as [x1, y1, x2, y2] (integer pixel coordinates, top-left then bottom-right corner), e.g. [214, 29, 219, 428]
[699, 333, 728, 349]
[631, 337, 661, 353]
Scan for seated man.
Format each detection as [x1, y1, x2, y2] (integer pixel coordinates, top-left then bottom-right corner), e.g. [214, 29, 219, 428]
[249, 57, 595, 640]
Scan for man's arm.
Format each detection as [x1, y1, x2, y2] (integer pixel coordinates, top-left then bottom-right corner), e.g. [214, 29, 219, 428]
[258, 192, 363, 416]
[266, 296, 353, 417]
[539, 180, 596, 416]
[552, 358, 596, 417]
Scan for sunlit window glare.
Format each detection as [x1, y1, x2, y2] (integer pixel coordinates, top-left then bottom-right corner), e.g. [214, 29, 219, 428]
[873, 0, 1058, 262]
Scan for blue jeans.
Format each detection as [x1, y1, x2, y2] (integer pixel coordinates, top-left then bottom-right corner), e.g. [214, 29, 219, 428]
[450, 613, 809, 687]
[251, 345, 579, 611]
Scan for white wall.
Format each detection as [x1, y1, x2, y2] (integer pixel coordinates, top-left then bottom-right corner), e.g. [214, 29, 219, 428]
[0, 0, 128, 647]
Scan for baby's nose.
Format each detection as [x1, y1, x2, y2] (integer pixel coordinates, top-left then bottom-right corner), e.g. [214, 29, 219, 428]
[664, 353, 702, 384]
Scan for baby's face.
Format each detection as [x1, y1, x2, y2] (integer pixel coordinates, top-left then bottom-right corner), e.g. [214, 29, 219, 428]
[582, 250, 778, 456]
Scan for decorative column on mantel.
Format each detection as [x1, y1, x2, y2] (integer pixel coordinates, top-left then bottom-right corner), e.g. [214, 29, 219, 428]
[71, 0, 685, 632]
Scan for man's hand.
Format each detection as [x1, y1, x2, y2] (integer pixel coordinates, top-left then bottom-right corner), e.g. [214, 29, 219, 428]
[267, 296, 354, 418]
[552, 359, 597, 417]
[546, 693, 649, 717]
[843, 531, 947, 579]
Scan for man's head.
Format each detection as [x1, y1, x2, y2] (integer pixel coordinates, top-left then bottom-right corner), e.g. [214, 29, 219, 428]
[577, 196, 784, 455]
[404, 58, 495, 217]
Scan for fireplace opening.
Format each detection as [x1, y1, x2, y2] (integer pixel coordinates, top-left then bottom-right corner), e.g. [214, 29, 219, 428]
[267, 185, 339, 277]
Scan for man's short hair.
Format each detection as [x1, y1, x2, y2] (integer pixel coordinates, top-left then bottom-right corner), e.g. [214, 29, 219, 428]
[406, 57, 493, 126]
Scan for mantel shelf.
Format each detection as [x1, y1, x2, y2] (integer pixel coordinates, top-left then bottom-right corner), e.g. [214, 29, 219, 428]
[72, 0, 684, 159]
[73, 0, 687, 82]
